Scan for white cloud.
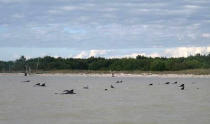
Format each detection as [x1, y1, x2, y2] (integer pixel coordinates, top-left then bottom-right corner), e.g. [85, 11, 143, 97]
[99, 8, 118, 12]
[184, 5, 201, 9]
[61, 6, 81, 11]
[109, 46, 210, 58]
[12, 14, 24, 18]
[59, 5, 89, 11]
[165, 46, 210, 57]
[53, 55, 59, 58]
[111, 52, 160, 58]
[1, 0, 210, 59]
[124, 53, 145, 58]
[149, 53, 161, 58]
[202, 33, 210, 38]
[74, 51, 88, 58]
[74, 50, 108, 58]
[0, 0, 23, 3]
[11, 54, 31, 60]
[12, 54, 21, 60]
[48, 10, 62, 14]
[89, 50, 108, 57]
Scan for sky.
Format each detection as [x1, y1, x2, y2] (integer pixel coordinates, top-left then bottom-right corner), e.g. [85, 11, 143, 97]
[0, 0, 210, 60]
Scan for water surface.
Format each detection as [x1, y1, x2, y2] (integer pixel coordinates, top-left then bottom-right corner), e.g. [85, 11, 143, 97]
[0, 74, 210, 124]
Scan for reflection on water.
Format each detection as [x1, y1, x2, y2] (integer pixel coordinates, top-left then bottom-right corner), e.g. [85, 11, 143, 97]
[0, 74, 210, 124]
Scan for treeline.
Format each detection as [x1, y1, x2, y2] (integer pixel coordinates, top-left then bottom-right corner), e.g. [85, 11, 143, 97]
[0, 53, 210, 72]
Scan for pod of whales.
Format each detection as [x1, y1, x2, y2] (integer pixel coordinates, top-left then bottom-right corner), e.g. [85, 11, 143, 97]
[165, 82, 170, 84]
[179, 84, 185, 90]
[23, 80, 30, 82]
[21, 71, 191, 96]
[62, 90, 76, 94]
[55, 89, 76, 95]
[34, 83, 46, 87]
[115, 80, 123, 83]
[83, 85, 89, 89]
[173, 81, 178, 84]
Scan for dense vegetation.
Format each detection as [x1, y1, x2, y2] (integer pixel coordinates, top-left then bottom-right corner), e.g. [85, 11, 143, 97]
[0, 53, 210, 72]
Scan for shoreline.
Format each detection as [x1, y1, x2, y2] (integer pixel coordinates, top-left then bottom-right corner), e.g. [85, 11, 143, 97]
[37, 69, 210, 75]
[37, 73, 210, 78]
[1, 69, 210, 78]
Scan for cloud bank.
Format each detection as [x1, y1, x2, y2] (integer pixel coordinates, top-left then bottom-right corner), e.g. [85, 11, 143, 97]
[0, 0, 210, 60]
[1, 46, 210, 60]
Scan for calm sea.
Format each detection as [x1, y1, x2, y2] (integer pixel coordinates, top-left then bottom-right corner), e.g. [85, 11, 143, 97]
[0, 73, 210, 124]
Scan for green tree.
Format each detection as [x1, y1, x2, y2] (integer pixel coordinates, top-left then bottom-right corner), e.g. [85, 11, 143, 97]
[150, 60, 166, 71]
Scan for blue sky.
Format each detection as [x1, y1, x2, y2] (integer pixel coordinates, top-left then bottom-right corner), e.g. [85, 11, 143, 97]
[0, 0, 210, 60]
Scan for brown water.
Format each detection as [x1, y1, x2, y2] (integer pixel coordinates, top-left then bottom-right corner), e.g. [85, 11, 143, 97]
[0, 73, 210, 124]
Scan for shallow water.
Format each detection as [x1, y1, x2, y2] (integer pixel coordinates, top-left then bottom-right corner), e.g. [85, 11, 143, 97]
[0, 73, 210, 124]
